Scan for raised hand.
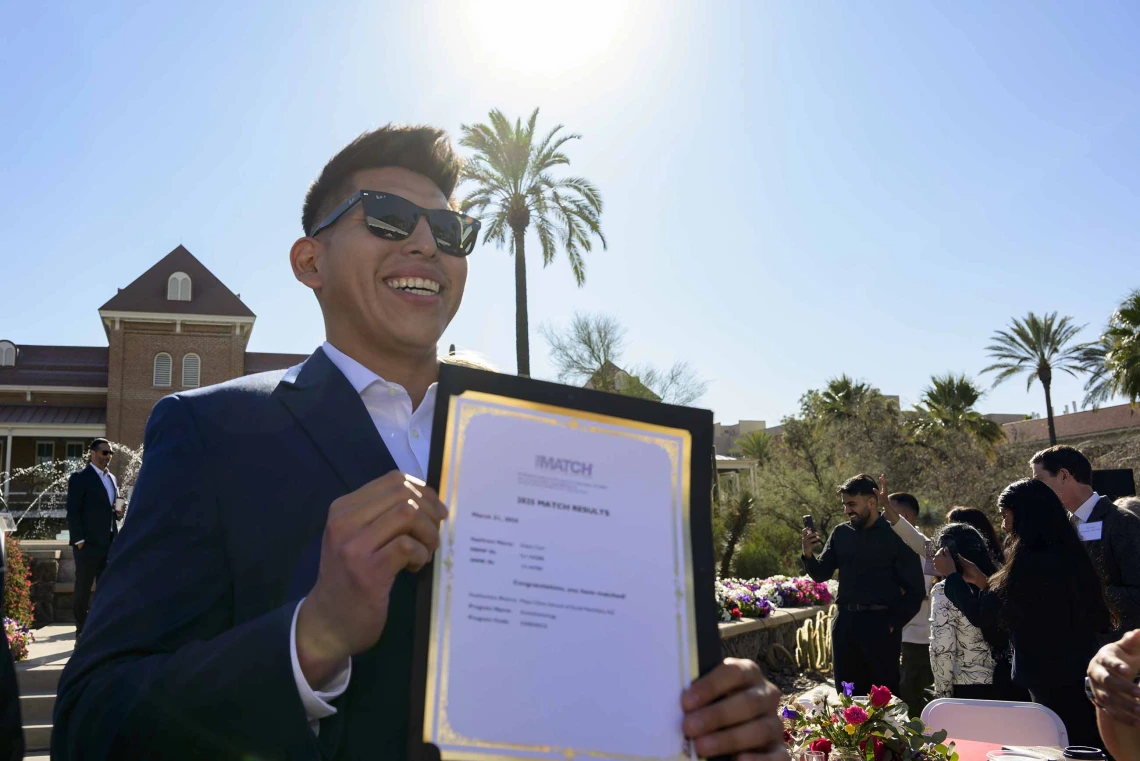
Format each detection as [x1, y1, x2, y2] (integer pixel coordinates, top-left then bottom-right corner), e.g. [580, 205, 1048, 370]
[1088, 629, 1140, 726]
[295, 471, 447, 687]
[875, 474, 900, 525]
[682, 658, 790, 760]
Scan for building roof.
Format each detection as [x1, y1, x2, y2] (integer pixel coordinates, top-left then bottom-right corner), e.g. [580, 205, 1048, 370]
[243, 351, 308, 375]
[1003, 402, 1140, 444]
[0, 345, 109, 388]
[99, 245, 255, 318]
[0, 405, 106, 425]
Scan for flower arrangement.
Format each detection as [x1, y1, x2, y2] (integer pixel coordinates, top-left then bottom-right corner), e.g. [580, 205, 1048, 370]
[782, 684, 958, 761]
[716, 575, 834, 622]
[4, 535, 35, 628]
[4, 617, 34, 662]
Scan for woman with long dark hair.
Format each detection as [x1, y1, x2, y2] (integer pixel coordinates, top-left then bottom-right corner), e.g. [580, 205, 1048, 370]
[945, 506, 1005, 564]
[929, 523, 1003, 698]
[946, 479, 1113, 746]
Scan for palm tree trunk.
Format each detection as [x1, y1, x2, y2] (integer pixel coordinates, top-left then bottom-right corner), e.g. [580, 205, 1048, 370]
[511, 226, 530, 377]
[1042, 378, 1057, 445]
[719, 494, 754, 578]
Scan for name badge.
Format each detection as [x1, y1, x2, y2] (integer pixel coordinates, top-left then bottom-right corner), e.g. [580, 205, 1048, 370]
[1078, 521, 1103, 541]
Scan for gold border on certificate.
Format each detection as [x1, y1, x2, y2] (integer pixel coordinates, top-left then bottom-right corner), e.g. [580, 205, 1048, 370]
[424, 391, 699, 761]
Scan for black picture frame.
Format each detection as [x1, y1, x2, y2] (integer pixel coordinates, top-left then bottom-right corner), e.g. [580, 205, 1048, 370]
[408, 363, 722, 761]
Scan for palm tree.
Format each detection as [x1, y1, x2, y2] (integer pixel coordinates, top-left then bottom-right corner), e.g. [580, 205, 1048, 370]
[818, 375, 877, 421]
[1082, 289, 1140, 409]
[983, 312, 1089, 445]
[459, 109, 606, 376]
[734, 430, 772, 462]
[913, 373, 1004, 445]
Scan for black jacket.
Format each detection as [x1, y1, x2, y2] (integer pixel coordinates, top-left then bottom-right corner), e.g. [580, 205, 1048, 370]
[65, 464, 119, 551]
[1082, 496, 1140, 638]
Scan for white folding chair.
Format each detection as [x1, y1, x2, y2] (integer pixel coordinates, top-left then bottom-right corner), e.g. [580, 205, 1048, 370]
[920, 699, 1069, 745]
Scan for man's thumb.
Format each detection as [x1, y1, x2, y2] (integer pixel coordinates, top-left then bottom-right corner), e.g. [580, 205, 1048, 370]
[1119, 629, 1140, 653]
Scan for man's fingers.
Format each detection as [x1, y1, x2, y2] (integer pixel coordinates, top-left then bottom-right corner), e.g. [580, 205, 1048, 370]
[374, 534, 434, 576]
[349, 501, 441, 558]
[1091, 661, 1140, 699]
[735, 751, 791, 761]
[684, 686, 771, 737]
[683, 659, 768, 711]
[693, 716, 784, 757]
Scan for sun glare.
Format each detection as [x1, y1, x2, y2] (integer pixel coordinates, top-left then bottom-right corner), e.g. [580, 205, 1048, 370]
[457, 0, 652, 84]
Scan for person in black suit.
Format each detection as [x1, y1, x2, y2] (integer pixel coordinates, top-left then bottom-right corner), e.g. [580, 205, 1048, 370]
[65, 437, 122, 638]
[1031, 445, 1140, 640]
[941, 478, 1112, 748]
[52, 125, 787, 761]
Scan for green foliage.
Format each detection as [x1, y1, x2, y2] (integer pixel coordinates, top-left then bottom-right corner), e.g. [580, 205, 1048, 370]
[734, 430, 772, 462]
[460, 109, 606, 376]
[1083, 289, 1140, 409]
[729, 536, 787, 579]
[912, 373, 1004, 447]
[3, 536, 34, 627]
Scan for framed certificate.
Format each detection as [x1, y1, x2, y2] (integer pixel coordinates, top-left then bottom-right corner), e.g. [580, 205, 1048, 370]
[409, 364, 722, 761]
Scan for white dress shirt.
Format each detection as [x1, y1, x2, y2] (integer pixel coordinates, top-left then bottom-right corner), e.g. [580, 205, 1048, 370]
[89, 462, 117, 504]
[288, 342, 437, 733]
[889, 515, 932, 645]
[1070, 492, 1101, 524]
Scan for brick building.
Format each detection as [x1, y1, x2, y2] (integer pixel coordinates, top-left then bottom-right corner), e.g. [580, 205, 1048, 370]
[0, 246, 306, 502]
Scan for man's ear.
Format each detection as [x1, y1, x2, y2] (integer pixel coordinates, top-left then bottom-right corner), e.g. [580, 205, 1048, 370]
[291, 236, 323, 294]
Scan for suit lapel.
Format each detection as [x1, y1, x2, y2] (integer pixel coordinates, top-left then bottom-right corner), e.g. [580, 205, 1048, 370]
[273, 347, 399, 493]
[273, 348, 402, 759]
[86, 466, 111, 508]
[1088, 496, 1112, 524]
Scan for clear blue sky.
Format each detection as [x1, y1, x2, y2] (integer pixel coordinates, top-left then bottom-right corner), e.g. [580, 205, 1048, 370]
[2, 1, 1138, 426]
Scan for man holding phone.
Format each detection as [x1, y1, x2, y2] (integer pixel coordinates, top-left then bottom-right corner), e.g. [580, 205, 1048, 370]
[802, 474, 925, 696]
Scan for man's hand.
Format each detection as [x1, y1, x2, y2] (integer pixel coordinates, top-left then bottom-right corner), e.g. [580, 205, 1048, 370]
[1088, 629, 1140, 726]
[801, 528, 821, 558]
[875, 473, 899, 525]
[682, 658, 789, 760]
[296, 472, 446, 688]
[933, 547, 956, 577]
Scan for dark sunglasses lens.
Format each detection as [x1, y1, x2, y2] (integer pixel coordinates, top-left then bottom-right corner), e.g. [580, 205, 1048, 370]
[362, 195, 418, 241]
[428, 212, 479, 256]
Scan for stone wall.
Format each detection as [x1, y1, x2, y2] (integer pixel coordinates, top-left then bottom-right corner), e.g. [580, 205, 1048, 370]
[22, 540, 74, 626]
[719, 606, 829, 666]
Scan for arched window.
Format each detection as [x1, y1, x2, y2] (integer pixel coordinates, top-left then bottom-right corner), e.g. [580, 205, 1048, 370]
[153, 353, 173, 387]
[167, 272, 192, 301]
[182, 353, 201, 388]
[0, 340, 15, 367]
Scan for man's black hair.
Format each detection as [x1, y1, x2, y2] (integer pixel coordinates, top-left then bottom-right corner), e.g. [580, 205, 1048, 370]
[1029, 445, 1092, 485]
[888, 492, 920, 516]
[89, 438, 110, 452]
[836, 474, 877, 496]
[302, 125, 463, 236]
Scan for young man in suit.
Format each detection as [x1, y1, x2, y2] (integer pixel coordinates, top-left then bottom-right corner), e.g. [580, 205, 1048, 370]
[1032, 445, 1140, 639]
[53, 126, 787, 760]
[65, 437, 122, 638]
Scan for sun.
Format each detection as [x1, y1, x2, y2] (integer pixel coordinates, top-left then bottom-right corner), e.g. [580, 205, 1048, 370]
[456, 0, 650, 84]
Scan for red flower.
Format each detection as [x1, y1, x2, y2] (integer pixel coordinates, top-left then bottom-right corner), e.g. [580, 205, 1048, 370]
[843, 705, 869, 725]
[869, 685, 892, 708]
[860, 737, 886, 760]
[810, 738, 833, 757]
[783, 729, 793, 744]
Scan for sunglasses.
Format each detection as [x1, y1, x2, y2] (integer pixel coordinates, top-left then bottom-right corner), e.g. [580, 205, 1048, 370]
[309, 190, 481, 257]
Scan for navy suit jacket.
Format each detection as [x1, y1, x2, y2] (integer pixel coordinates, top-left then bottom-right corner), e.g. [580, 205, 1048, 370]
[66, 464, 119, 551]
[52, 348, 415, 760]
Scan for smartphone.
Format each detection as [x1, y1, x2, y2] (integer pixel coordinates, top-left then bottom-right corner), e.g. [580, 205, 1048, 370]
[802, 515, 815, 531]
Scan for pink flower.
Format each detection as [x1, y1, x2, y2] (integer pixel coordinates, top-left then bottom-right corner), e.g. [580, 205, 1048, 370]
[869, 685, 892, 708]
[843, 705, 869, 725]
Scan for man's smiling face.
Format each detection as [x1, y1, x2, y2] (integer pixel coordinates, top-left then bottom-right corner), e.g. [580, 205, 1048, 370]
[308, 166, 468, 357]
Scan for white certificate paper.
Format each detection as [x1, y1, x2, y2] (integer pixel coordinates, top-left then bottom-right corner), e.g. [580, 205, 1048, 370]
[424, 391, 699, 761]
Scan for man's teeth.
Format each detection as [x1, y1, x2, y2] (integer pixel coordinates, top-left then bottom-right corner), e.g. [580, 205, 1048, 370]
[385, 277, 441, 295]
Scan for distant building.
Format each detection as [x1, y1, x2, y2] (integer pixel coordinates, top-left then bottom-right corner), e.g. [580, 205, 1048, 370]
[0, 246, 306, 502]
[1002, 402, 1140, 444]
[583, 361, 660, 401]
[713, 420, 767, 456]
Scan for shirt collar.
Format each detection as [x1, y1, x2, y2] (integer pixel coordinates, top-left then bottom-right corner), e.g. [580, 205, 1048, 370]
[88, 462, 106, 477]
[320, 341, 438, 409]
[1074, 492, 1101, 523]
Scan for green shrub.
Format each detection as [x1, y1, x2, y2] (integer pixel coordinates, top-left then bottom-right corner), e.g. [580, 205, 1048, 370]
[3, 536, 34, 627]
